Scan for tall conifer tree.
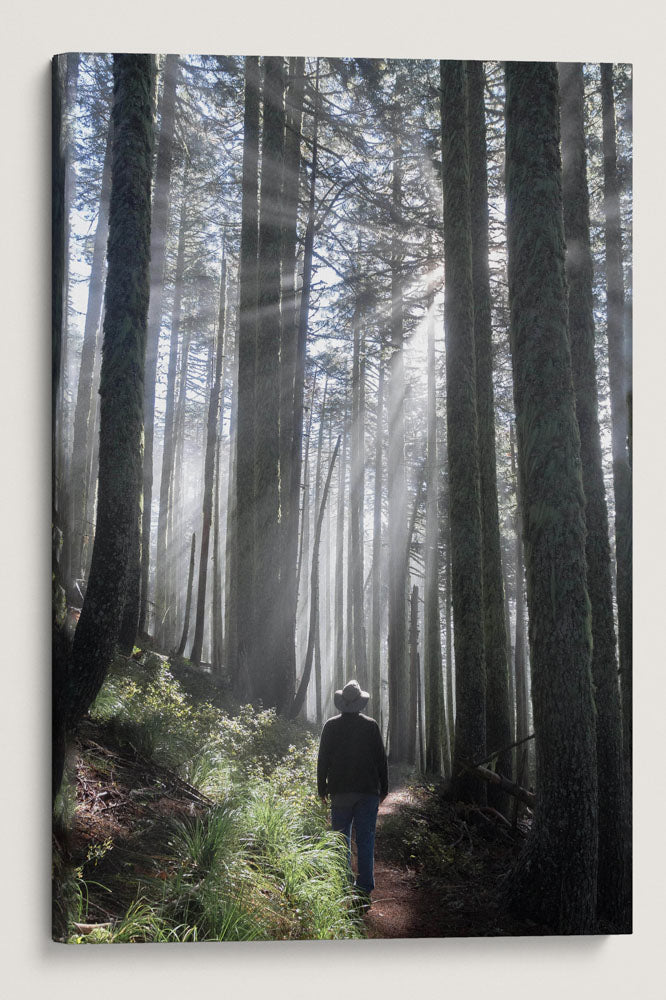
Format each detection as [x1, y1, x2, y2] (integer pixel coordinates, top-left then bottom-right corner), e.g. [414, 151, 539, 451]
[467, 60, 512, 808]
[58, 54, 154, 793]
[440, 60, 486, 803]
[560, 61, 627, 928]
[504, 60, 598, 934]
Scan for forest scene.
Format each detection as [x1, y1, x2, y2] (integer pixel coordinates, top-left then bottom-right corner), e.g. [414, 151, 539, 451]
[51, 53, 632, 942]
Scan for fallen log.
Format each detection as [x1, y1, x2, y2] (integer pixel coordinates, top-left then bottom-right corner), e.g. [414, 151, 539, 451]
[459, 760, 536, 808]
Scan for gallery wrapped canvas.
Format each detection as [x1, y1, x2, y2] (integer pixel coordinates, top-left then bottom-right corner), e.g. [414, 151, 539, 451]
[52, 53, 632, 941]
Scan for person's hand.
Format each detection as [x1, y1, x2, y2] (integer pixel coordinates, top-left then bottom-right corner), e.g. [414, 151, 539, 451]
[319, 794, 328, 805]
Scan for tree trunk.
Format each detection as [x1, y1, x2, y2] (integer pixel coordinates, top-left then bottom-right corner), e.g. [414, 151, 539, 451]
[441, 453, 455, 774]
[139, 53, 179, 637]
[279, 56, 306, 547]
[235, 55, 261, 698]
[334, 403, 348, 693]
[297, 377, 317, 619]
[56, 53, 81, 548]
[560, 61, 627, 928]
[191, 257, 227, 665]
[440, 61, 486, 804]
[504, 60, 598, 934]
[312, 379, 328, 723]
[52, 55, 68, 686]
[212, 429, 224, 674]
[289, 436, 341, 719]
[601, 63, 632, 799]
[511, 425, 529, 766]
[387, 107, 409, 763]
[63, 55, 154, 765]
[467, 61, 512, 811]
[224, 327, 240, 687]
[284, 60, 320, 711]
[171, 318, 192, 648]
[408, 584, 419, 767]
[370, 351, 384, 717]
[82, 350, 102, 579]
[424, 285, 445, 776]
[155, 181, 188, 648]
[68, 122, 113, 590]
[176, 533, 197, 657]
[350, 304, 369, 688]
[253, 56, 286, 707]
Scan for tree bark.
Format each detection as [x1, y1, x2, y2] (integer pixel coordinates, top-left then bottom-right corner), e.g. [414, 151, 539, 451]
[56, 53, 81, 547]
[334, 403, 348, 693]
[284, 60, 320, 711]
[370, 351, 384, 718]
[139, 53, 179, 637]
[289, 436, 341, 719]
[350, 304, 368, 688]
[511, 424, 530, 766]
[601, 63, 632, 799]
[467, 60, 512, 811]
[155, 181, 188, 648]
[235, 55, 261, 698]
[440, 61, 486, 804]
[212, 428, 224, 674]
[312, 379, 328, 723]
[424, 285, 445, 776]
[224, 326, 239, 686]
[504, 60, 598, 934]
[176, 533, 197, 657]
[560, 61, 627, 928]
[68, 122, 113, 590]
[191, 255, 227, 665]
[279, 56, 306, 544]
[387, 106, 409, 763]
[253, 56, 286, 707]
[64, 55, 154, 754]
[408, 584, 419, 767]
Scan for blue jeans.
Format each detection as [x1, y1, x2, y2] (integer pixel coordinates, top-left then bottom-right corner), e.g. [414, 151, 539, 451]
[330, 793, 380, 893]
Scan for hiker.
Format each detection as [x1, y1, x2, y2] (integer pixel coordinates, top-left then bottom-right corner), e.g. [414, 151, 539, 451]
[317, 680, 389, 900]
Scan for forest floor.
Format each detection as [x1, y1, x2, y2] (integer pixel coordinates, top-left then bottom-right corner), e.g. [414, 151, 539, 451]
[361, 776, 550, 938]
[54, 719, 549, 939]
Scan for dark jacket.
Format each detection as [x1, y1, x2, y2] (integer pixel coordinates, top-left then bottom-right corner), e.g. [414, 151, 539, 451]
[317, 713, 389, 799]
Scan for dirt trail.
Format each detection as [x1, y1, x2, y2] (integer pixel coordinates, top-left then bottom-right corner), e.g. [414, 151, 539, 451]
[360, 783, 532, 938]
[362, 787, 436, 939]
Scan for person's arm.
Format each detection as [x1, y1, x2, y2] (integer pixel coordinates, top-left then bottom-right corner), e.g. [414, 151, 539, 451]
[374, 722, 389, 800]
[317, 723, 331, 800]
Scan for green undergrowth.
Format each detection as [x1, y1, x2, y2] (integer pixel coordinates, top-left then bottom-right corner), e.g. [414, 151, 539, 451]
[53, 652, 363, 943]
[378, 782, 516, 887]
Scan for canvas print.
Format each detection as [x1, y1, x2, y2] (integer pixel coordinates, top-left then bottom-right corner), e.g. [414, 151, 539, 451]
[51, 54, 632, 941]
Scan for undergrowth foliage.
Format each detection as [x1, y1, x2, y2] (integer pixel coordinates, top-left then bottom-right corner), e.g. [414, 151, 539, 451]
[53, 654, 363, 942]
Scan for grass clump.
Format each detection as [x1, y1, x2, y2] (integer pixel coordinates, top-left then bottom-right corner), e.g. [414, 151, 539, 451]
[54, 652, 362, 943]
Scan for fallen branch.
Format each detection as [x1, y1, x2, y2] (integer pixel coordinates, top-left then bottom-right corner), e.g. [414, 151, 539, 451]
[459, 760, 535, 808]
[472, 732, 535, 770]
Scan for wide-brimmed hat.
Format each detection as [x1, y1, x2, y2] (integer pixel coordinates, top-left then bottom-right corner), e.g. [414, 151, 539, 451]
[334, 679, 369, 714]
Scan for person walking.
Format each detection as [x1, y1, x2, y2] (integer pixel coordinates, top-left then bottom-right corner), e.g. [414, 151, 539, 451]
[317, 680, 389, 903]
